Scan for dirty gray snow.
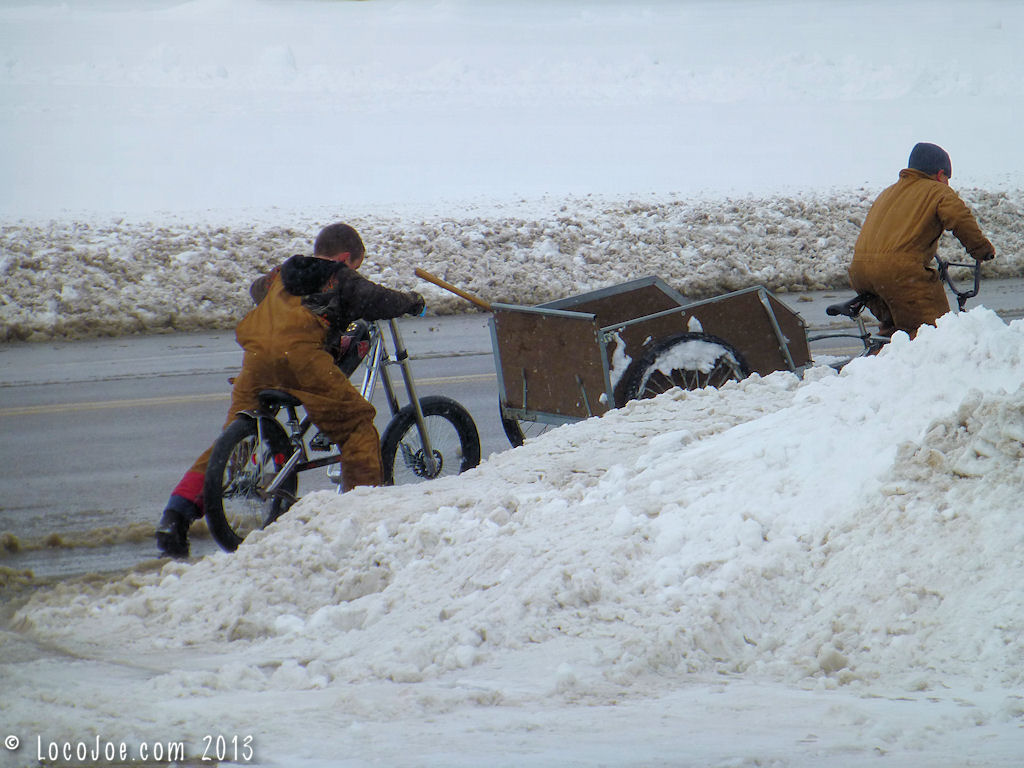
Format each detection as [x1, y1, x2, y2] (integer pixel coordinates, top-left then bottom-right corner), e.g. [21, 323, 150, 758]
[3, 189, 1022, 342]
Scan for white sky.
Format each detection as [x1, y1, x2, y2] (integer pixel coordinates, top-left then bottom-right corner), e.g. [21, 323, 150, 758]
[2, 0, 1023, 217]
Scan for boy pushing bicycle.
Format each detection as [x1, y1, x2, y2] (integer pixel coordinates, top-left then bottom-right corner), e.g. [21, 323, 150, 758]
[156, 222, 425, 558]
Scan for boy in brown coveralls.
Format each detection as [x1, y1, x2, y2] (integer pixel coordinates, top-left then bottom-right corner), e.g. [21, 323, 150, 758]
[849, 142, 995, 337]
[156, 222, 424, 558]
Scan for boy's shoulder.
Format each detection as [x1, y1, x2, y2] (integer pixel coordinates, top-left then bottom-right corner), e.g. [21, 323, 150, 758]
[281, 255, 343, 296]
[249, 266, 281, 304]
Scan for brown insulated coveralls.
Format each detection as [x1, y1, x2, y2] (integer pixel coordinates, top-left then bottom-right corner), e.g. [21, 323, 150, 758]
[849, 168, 994, 336]
[177, 256, 421, 499]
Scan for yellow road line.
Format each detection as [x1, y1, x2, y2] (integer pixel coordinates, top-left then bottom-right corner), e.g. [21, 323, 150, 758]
[0, 392, 228, 417]
[0, 373, 496, 417]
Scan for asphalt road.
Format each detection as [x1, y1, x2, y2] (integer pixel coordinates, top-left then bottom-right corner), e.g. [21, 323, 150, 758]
[2, 281, 1021, 580]
[0, 315, 504, 578]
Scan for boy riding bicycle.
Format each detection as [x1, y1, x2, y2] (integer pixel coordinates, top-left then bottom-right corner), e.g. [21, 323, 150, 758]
[156, 222, 425, 558]
[849, 142, 996, 338]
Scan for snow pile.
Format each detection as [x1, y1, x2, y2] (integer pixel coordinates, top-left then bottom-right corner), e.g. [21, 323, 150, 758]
[11, 311, 1023, 751]
[4, 189, 1022, 342]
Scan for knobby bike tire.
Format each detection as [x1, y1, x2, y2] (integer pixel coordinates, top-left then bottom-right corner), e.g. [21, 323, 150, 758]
[204, 415, 297, 553]
[381, 396, 481, 485]
[620, 332, 750, 403]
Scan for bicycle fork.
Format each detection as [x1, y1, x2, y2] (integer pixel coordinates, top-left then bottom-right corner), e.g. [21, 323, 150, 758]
[386, 319, 439, 477]
[327, 319, 440, 490]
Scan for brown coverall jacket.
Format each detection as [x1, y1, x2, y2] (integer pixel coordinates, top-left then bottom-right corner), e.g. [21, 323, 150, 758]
[849, 168, 994, 336]
[179, 256, 422, 498]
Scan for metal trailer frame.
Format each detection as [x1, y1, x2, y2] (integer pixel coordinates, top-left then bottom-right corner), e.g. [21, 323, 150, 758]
[490, 276, 812, 429]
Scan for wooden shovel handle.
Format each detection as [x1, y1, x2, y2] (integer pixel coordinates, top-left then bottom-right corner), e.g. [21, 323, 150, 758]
[414, 267, 492, 311]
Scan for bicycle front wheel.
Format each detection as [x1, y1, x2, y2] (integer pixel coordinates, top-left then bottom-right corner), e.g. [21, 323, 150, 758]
[204, 416, 297, 552]
[381, 396, 481, 485]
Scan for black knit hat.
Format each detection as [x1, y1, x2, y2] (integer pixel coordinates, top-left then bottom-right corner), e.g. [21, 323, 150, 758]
[908, 142, 952, 178]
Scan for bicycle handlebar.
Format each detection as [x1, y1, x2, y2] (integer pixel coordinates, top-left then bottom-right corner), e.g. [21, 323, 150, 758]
[934, 256, 982, 312]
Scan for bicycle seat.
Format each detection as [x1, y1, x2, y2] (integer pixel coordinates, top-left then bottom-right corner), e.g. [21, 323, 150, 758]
[826, 293, 874, 319]
[258, 389, 303, 408]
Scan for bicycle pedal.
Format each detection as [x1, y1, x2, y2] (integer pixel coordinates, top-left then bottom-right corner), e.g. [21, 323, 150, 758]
[309, 432, 333, 452]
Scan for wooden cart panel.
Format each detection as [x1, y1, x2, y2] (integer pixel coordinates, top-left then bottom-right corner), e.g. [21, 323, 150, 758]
[543, 277, 811, 378]
[491, 305, 613, 421]
[540, 277, 686, 329]
[658, 288, 811, 377]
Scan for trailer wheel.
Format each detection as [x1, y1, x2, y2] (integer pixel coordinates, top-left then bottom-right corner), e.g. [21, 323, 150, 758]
[500, 408, 558, 448]
[620, 333, 749, 403]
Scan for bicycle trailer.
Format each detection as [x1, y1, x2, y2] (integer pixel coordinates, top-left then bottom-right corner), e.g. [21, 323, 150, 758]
[490, 276, 812, 433]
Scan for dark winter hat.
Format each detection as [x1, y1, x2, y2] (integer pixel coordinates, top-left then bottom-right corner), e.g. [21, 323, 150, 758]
[908, 142, 952, 178]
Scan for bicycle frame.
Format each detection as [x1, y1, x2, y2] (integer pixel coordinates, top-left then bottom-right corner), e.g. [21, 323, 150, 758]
[261, 317, 438, 497]
[807, 256, 983, 357]
[356, 319, 440, 477]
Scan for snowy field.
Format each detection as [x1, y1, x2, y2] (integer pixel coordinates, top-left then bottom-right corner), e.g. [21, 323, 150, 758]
[5, 312, 1024, 767]
[4, 188, 1024, 342]
[3, 0, 1024, 766]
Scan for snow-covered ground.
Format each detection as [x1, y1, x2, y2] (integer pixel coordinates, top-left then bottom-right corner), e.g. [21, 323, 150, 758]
[5, 311, 1024, 767]
[2, 1, 1024, 766]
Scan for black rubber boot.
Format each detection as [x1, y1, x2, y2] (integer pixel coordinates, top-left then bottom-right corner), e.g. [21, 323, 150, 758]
[155, 496, 200, 558]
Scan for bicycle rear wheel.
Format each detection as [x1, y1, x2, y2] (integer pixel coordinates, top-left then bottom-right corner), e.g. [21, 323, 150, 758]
[204, 416, 297, 552]
[381, 396, 481, 485]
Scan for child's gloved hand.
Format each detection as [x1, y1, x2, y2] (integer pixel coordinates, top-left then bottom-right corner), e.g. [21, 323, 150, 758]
[408, 292, 427, 317]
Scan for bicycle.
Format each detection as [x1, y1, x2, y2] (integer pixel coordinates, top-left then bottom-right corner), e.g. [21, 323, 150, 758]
[202, 317, 481, 552]
[809, 255, 983, 363]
